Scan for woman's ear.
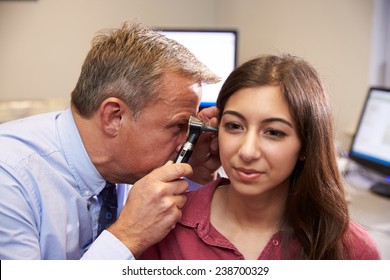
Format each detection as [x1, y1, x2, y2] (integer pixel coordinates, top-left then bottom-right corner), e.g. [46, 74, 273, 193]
[99, 98, 123, 137]
[298, 145, 306, 161]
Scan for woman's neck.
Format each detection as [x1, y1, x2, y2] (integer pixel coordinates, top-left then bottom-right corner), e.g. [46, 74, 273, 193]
[213, 183, 288, 229]
[209, 182, 289, 259]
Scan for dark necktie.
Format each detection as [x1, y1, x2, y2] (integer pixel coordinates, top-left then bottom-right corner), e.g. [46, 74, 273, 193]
[97, 182, 118, 236]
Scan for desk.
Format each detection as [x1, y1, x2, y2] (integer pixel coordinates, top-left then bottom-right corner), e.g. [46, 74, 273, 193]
[346, 183, 390, 259]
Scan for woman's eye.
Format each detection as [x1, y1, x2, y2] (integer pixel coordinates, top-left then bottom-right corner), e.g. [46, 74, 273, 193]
[264, 129, 286, 138]
[224, 122, 243, 131]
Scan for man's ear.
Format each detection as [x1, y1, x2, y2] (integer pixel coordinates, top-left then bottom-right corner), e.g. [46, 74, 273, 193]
[99, 98, 124, 137]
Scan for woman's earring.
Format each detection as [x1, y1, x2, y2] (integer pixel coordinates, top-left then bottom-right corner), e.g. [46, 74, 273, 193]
[299, 156, 306, 161]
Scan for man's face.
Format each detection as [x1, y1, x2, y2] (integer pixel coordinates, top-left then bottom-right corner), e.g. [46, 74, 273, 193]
[115, 72, 202, 183]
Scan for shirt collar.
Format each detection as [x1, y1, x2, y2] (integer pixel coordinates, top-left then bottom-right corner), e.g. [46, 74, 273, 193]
[180, 178, 239, 250]
[179, 178, 296, 258]
[180, 177, 230, 229]
[57, 108, 105, 197]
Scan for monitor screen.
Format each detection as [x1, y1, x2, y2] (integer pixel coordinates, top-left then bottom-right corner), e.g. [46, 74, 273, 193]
[349, 87, 390, 177]
[159, 29, 238, 108]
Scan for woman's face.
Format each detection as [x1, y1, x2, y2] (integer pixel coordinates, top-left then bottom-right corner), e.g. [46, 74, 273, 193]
[218, 85, 302, 197]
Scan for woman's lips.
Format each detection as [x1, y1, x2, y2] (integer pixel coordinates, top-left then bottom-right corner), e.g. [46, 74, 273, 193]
[234, 167, 262, 182]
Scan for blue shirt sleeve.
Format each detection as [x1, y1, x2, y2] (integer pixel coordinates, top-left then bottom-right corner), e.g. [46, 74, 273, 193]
[81, 230, 134, 260]
[0, 166, 41, 259]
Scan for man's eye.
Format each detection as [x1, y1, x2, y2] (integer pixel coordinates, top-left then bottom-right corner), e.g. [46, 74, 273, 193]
[173, 123, 188, 132]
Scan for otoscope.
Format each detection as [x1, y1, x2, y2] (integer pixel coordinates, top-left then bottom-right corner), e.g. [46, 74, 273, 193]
[175, 116, 218, 163]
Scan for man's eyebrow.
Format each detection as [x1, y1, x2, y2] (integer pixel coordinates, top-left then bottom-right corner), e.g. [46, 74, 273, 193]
[222, 110, 293, 128]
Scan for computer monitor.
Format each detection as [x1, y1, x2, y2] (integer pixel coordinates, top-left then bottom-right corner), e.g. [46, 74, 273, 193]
[349, 87, 390, 197]
[159, 29, 238, 108]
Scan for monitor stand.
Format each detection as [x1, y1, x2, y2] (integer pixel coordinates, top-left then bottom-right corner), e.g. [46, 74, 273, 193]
[370, 182, 390, 198]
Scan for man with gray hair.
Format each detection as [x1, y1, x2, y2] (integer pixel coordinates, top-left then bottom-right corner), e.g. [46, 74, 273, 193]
[0, 21, 220, 259]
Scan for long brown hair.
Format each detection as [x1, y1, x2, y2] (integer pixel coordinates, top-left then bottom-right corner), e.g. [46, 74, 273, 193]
[217, 54, 349, 259]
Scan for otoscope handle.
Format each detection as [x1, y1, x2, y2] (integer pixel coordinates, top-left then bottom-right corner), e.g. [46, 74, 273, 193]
[174, 116, 218, 163]
[175, 141, 194, 163]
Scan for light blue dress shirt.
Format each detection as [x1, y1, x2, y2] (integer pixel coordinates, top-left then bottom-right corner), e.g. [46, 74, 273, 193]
[0, 109, 133, 259]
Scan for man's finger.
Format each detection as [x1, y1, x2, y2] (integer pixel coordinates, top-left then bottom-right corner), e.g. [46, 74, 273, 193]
[152, 161, 193, 183]
[198, 106, 218, 123]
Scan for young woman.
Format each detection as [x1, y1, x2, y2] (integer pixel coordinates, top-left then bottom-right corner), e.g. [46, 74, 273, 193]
[140, 54, 380, 260]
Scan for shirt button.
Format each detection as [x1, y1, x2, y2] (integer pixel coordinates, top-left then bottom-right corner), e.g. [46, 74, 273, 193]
[272, 240, 279, 246]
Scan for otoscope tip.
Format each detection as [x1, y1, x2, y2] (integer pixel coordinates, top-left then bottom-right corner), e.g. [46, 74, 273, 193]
[203, 125, 218, 133]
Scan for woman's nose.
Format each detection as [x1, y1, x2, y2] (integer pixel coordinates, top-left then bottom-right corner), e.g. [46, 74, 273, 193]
[238, 130, 261, 162]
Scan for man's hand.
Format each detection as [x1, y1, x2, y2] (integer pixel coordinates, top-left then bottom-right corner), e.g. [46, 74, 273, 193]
[187, 106, 221, 184]
[108, 161, 192, 258]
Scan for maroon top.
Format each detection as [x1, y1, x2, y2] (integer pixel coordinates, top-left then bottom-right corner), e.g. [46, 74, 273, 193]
[140, 178, 381, 260]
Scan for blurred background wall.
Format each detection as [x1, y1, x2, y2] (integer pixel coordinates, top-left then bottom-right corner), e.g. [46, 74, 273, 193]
[0, 0, 382, 151]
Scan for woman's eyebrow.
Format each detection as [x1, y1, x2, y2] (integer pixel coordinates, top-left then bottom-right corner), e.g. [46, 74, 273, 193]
[222, 110, 245, 120]
[261, 117, 293, 128]
[222, 110, 293, 128]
